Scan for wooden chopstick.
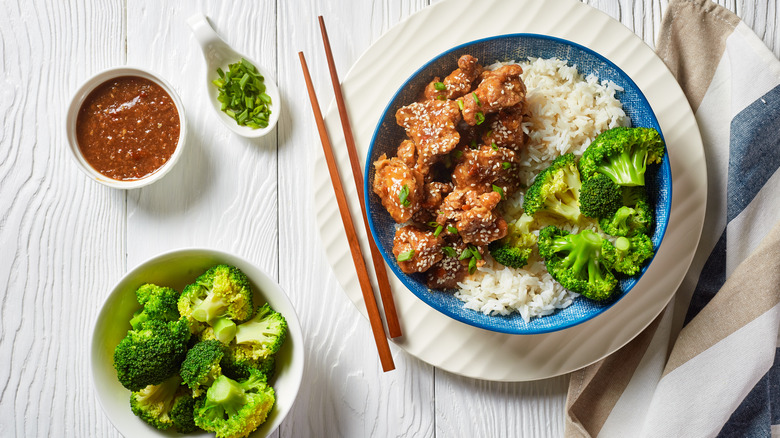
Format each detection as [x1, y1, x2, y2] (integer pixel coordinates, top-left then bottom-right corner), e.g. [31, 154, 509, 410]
[317, 16, 402, 339]
[298, 51, 395, 372]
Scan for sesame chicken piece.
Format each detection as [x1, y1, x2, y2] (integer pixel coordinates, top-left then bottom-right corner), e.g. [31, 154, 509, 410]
[421, 181, 453, 212]
[372, 154, 424, 223]
[437, 189, 508, 246]
[426, 254, 468, 289]
[396, 139, 417, 168]
[452, 143, 520, 195]
[393, 225, 444, 274]
[457, 64, 527, 126]
[424, 55, 484, 101]
[482, 105, 530, 152]
[396, 99, 462, 173]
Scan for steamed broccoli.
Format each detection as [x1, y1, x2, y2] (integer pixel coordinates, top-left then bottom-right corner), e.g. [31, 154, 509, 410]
[178, 265, 254, 336]
[129, 283, 181, 330]
[130, 375, 192, 431]
[578, 127, 665, 186]
[579, 173, 622, 219]
[537, 226, 618, 301]
[180, 340, 227, 397]
[488, 213, 537, 269]
[114, 318, 191, 391]
[232, 303, 288, 364]
[604, 234, 655, 275]
[522, 153, 583, 223]
[599, 202, 652, 237]
[170, 392, 200, 433]
[194, 368, 276, 438]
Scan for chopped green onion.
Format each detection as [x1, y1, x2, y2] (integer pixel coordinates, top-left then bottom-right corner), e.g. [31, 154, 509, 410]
[486, 130, 493, 137]
[434, 81, 446, 91]
[442, 247, 457, 258]
[453, 150, 463, 159]
[436, 95, 446, 101]
[468, 256, 477, 274]
[212, 58, 272, 129]
[492, 184, 504, 199]
[433, 225, 443, 237]
[398, 184, 411, 207]
[447, 225, 458, 234]
[457, 99, 464, 111]
[397, 250, 415, 262]
[475, 112, 485, 125]
[502, 162, 512, 170]
[459, 247, 472, 260]
[491, 142, 498, 150]
[472, 92, 481, 106]
[470, 140, 478, 149]
[427, 221, 439, 228]
[470, 246, 482, 260]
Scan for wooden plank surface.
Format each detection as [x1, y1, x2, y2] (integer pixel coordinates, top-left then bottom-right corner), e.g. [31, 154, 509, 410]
[0, 0, 777, 437]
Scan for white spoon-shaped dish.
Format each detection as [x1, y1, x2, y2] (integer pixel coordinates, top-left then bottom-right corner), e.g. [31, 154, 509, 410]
[187, 13, 280, 139]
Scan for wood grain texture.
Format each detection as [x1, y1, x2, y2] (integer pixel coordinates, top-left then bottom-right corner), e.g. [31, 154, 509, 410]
[0, 1, 126, 437]
[277, 1, 434, 436]
[0, 0, 777, 437]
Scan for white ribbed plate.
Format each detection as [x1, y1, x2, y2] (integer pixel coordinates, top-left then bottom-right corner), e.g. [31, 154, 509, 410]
[312, 0, 706, 381]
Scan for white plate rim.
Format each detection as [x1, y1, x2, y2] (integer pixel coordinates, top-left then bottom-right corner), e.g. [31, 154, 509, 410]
[311, 0, 706, 381]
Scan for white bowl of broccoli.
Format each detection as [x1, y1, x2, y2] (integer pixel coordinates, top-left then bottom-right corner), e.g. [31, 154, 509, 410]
[91, 248, 304, 438]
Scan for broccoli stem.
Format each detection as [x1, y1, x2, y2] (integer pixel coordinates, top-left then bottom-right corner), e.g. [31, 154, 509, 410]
[598, 148, 648, 186]
[207, 375, 247, 417]
[191, 293, 228, 323]
[212, 317, 237, 344]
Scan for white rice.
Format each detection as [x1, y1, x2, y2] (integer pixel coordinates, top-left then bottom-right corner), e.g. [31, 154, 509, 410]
[455, 57, 628, 322]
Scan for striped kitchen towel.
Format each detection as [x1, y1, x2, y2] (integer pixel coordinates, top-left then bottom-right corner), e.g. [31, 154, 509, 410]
[565, 0, 780, 437]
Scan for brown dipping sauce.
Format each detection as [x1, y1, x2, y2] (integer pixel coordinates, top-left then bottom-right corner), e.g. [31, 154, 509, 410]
[76, 76, 180, 181]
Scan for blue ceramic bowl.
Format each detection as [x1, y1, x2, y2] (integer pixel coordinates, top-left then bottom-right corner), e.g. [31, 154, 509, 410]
[364, 34, 671, 335]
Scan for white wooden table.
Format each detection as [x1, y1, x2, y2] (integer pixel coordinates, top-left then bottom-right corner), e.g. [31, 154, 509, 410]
[1, 1, 777, 436]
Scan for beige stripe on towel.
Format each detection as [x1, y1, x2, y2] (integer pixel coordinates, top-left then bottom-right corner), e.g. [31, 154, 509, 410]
[565, 311, 666, 438]
[655, 0, 740, 111]
[662, 220, 780, 377]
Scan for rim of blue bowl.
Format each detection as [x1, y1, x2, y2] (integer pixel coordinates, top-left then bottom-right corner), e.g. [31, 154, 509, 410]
[363, 33, 672, 335]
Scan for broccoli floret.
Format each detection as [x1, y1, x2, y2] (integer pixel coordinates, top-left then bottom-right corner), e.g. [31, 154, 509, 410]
[130, 375, 190, 431]
[180, 340, 226, 397]
[232, 303, 287, 364]
[599, 201, 652, 237]
[170, 392, 201, 433]
[114, 318, 191, 391]
[220, 352, 276, 382]
[579, 127, 665, 186]
[604, 234, 655, 275]
[178, 265, 254, 334]
[194, 368, 275, 438]
[129, 284, 181, 330]
[537, 226, 618, 301]
[522, 153, 583, 223]
[579, 173, 622, 219]
[488, 213, 537, 269]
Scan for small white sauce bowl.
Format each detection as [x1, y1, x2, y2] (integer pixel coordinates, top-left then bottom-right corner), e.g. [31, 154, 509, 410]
[65, 66, 187, 189]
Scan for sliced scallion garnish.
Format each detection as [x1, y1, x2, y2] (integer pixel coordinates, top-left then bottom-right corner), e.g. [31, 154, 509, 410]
[397, 250, 415, 262]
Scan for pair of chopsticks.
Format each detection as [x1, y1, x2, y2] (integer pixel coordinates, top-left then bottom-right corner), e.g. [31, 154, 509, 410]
[298, 17, 401, 372]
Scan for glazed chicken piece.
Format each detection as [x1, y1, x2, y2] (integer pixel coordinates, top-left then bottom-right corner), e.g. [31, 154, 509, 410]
[426, 253, 468, 289]
[396, 99, 462, 173]
[393, 225, 444, 274]
[424, 55, 484, 101]
[452, 143, 519, 194]
[437, 189, 508, 246]
[421, 181, 453, 212]
[482, 105, 529, 152]
[396, 139, 417, 168]
[457, 64, 526, 126]
[372, 154, 424, 223]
